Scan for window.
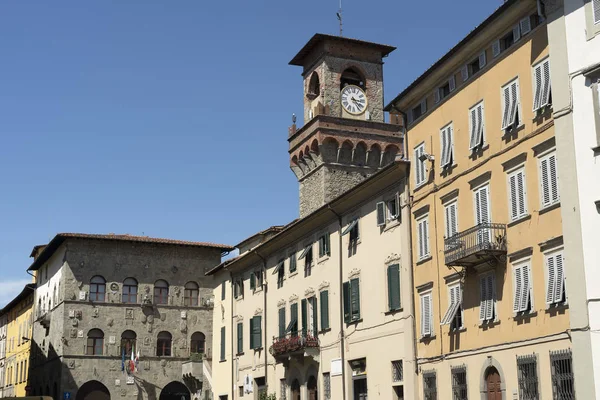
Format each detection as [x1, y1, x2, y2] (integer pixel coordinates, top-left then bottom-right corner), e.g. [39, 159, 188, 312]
[234, 279, 243, 299]
[249, 316, 262, 350]
[387, 264, 401, 311]
[493, 25, 520, 58]
[550, 349, 575, 399]
[463, 51, 485, 81]
[420, 292, 433, 338]
[184, 281, 199, 306]
[440, 123, 454, 168]
[237, 322, 243, 354]
[435, 77, 455, 104]
[423, 371, 438, 400]
[191, 331, 206, 354]
[221, 281, 226, 300]
[417, 215, 430, 260]
[153, 280, 169, 305]
[86, 329, 104, 356]
[444, 201, 458, 240]
[250, 272, 256, 290]
[255, 270, 263, 288]
[89, 276, 106, 302]
[318, 233, 330, 257]
[414, 143, 427, 186]
[479, 273, 497, 323]
[513, 262, 533, 314]
[278, 307, 286, 338]
[451, 366, 467, 400]
[289, 251, 297, 273]
[343, 278, 361, 323]
[289, 303, 299, 336]
[410, 99, 427, 123]
[156, 331, 172, 357]
[342, 218, 360, 244]
[468, 101, 485, 150]
[501, 79, 521, 131]
[323, 373, 331, 399]
[392, 360, 403, 382]
[122, 278, 138, 304]
[508, 169, 528, 221]
[298, 243, 313, 276]
[220, 327, 226, 361]
[594, 0, 600, 24]
[121, 330, 136, 358]
[539, 151, 560, 208]
[274, 259, 285, 289]
[474, 184, 491, 243]
[517, 354, 539, 400]
[520, 15, 533, 35]
[546, 250, 566, 306]
[320, 290, 330, 330]
[533, 58, 552, 111]
[441, 284, 462, 330]
[386, 194, 400, 222]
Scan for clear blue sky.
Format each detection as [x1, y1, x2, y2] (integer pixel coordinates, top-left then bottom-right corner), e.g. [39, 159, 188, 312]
[0, 0, 500, 307]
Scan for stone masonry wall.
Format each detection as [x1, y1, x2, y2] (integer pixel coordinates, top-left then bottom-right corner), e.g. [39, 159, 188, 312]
[299, 167, 325, 217]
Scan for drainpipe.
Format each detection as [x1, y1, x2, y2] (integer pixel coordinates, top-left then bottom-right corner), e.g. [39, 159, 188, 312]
[327, 205, 347, 400]
[253, 250, 268, 392]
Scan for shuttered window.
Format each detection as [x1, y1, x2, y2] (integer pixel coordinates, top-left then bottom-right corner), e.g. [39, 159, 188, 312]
[387, 264, 401, 311]
[546, 251, 566, 306]
[474, 185, 491, 244]
[440, 123, 454, 168]
[414, 143, 427, 186]
[221, 281, 226, 300]
[318, 233, 331, 257]
[440, 284, 462, 328]
[520, 16, 532, 35]
[420, 292, 433, 337]
[469, 101, 485, 150]
[376, 201, 386, 226]
[290, 303, 298, 336]
[237, 322, 243, 354]
[343, 278, 361, 323]
[278, 307, 286, 338]
[594, 0, 600, 24]
[320, 290, 330, 330]
[501, 79, 521, 130]
[508, 169, 528, 221]
[479, 274, 496, 322]
[289, 251, 297, 273]
[461, 65, 469, 82]
[249, 316, 262, 349]
[417, 215, 430, 260]
[220, 326, 225, 361]
[479, 50, 487, 68]
[539, 152, 560, 208]
[513, 264, 533, 314]
[492, 40, 501, 58]
[310, 297, 318, 336]
[444, 201, 458, 239]
[533, 59, 552, 111]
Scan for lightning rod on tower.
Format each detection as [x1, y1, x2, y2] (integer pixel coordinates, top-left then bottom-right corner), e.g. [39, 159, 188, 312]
[336, 0, 343, 37]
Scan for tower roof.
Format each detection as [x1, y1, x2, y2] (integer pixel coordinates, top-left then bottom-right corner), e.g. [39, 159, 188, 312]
[289, 33, 396, 67]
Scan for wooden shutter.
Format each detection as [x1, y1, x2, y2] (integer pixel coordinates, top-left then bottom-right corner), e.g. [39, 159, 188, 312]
[492, 40, 501, 58]
[249, 318, 254, 349]
[387, 264, 401, 311]
[311, 297, 318, 336]
[520, 16, 532, 35]
[555, 254, 565, 304]
[440, 127, 448, 167]
[445, 202, 457, 239]
[486, 275, 495, 321]
[502, 84, 513, 129]
[343, 282, 350, 323]
[549, 153, 559, 203]
[421, 293, 431, 337]
[533, 63, 543, 111]
[423, 218, 430, 257]
[520, 266, 531, 312]
[513, 25, 521, 42]
[479, 51, 486, 68]
[509, 170, 526, 220]
[514, 266, 523, 313]
[479, 276, 488, 321]
[376, 201, 386, 226]
[220, 326, 225, 361]
[475, 186, 490, 225]
[594, 0, 600, 24]
[420, 99, 427, 115]
[434, 88, 441, 104]
[350, 278, 360, 320]
[320, 290, 330, 330]
[290, 303, 298, 335]
[237, 322, 243, 354]
[278, 308, 286, 338]
[301, 299, 307, 334]
[255, 316, 262, 349]
[546, 255, 556, 305]
[508, 80, 520, 127]
[461, 65, 469, 82]
[540, 153, 559, 207]
[541, 59, 551, 108]
[449, 76, 456, 92]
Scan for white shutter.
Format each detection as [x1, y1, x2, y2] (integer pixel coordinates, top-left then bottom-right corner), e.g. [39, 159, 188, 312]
[420, 99, 427, 115]
[445, 202, 457, 239]
[447, 126, 453, 166]
[376, 201, 386, 226]
[415, 144, 426, 186]
[540, 153, 559, 207]
[554, 254, 565, 304]
[520, 265, 531, 312]
[520, 16, 532, 35]
[407, 109, 414, 125]
[492, 40, 501, 58]
[461, 65, 469, 82]
[479, 277, 488, 321]
[434, 89, 441, 104]
[477, 103, 484, 145]
[421, 293, 431, 337]
[509, 173, 518, 220]
[593, 0, 600, 24]
[540, 156, 551, 206]
[423, 218, 430, 257]
[479, 51, 487, 68]
[509, 80, 520, 126]
[516, 171, 526, 217]
[418, 219, 425, 259]
[513, 266, 523, 313]
[475, 186, 490, 225]
[546, 255, 556, 304]
[513, 25, 521, 42]
[449, 76, 456, 92]
[501, 84, 513, 129]
[541, 59, 551, 108]
[509, 170, 527, 220]
[486, 274, 495, 321]
[440, 127, 448, 167]
[533, 63, 543, 111]
[469, 103, 484, 150]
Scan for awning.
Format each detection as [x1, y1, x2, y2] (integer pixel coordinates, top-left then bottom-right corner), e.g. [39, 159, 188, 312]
[341, 219, 358, 236]
[271, 260, 285, 275]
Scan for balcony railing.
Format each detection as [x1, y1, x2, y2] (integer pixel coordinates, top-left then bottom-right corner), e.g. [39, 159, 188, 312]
[444, 223, 507, 267]
[269, 329, 319, 360]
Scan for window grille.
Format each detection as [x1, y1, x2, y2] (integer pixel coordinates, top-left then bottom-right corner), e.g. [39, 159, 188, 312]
[280, 378, 287, 400]
[517, 354, 539, 400]
[323, 372, 331, 399]
[451, 366, 467, 400]
[423, 371, 438, 400]
[550, 349, 575, 400]
[392, 360, 403, 382]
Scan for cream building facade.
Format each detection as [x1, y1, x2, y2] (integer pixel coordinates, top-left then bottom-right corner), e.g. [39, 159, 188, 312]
[386, 0, 573, 398]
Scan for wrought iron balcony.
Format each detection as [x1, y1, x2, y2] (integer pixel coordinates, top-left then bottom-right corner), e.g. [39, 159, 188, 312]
[269, 329, 319, 360]
[444, 223, 507, 267]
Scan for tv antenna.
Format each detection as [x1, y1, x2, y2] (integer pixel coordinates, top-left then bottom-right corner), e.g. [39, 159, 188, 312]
[336, 0, 343, 37]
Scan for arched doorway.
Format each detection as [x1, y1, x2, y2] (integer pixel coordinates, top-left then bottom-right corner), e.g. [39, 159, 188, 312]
[76, 380, 110, 400]
[159, 381, 190, 400]
[307, 376, 318, 400]
[485, 367, 502, 400]
[291, 379, 301, 400]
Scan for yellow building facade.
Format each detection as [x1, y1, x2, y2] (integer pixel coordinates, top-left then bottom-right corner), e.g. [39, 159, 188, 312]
[386, 0, 573, 398]
[3, 284, 35, 398]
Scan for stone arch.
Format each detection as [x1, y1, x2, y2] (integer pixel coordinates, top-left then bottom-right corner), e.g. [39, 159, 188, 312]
[338, 140, 353, 164]
[304, 145, 316, 169]
[381, 144, 400, 166]
[479, 358, 507, 400]
[340, 66, 366, 90]
[321, 137, 339, 163]
[307, 375, 318, 400]
[353, 142, 367, 166]
[290, 155, 303, 178]
[367, 144, 382, 168]
[310, 139, 320, 155]
[159, 381, 191, 400]
[308, 71, 321, 96]
[75, 380, 110, 400]
[291, 379, 301, 400]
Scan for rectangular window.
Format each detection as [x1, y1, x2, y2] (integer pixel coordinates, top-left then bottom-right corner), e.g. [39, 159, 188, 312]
[594, 0, 600, 24]
[533, 58, 552, 111]
[249, 316, 262, 350]
[277, 261, 285, 289]
[451, 366, 467, 400]
[343, 278, 361, 323]
[387, 195, 400, 220]
[237, 322, 243, 355]
[234, 279, 243, 299]
[387, 264, 401, 311]
[289, 303, 298, 336]
[256, 270, 263, 287]
[420, 292, 433, 338]
[320, 290, 330, 331]
[474, 184, 491, 244]
[220, 326, 225, 361]
[539, 152, 560, 208]
[520, 16, 532, 35]
[501, 79, 521, 130]
[278, 307, 286, 338]
[301, 297, 318, 337]
[440, 123, 454, 168]
[221, 281, 226, 300]
[289, 251, 297, 273]
[508, 169, 528, 221]
[517, 354, 539, 400]
[546, 250, 566, 306]
[513, 263, 533, 314]
[441, 284, 462, 330]
[376, 201, 386, 226]
[392, 360, 403, 383]
[417, 215, 430, 260]
[414, 143, 427, 186]
[550, 349, 575, 399]
[304, 247, 313, 277]
[468, 101, 485, 150]
[318, 232, 331, 257]
[435, 78, 454, 103]
[423, 371, 438, 400]
[479, 273, 496, 323]
[444, 201, 458, 239]
[410, 98, 427, 122]
[250, 272, 256, 291]
[323, 373, 331, 399]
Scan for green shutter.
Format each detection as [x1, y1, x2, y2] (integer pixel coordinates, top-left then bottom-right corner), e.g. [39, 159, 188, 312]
[343, 282, 351, 323]
[220, 326, 225, 361]
[387, 264, 401, 311]
[278, 308, 286, 338]
[221, 281, 226, 300]
[249, 318, 254, 349]
[351, 278, 360, 320]
[253, 316, 262, 349]
[311, 297, 318, 336]
[320, 290, 330, 330]
[290, 253, 296, 272]
[291, 303, 298, 335]
[301, 299, 307, 336]
[237, 322, 243, 354]
[250, 273, 256, 290]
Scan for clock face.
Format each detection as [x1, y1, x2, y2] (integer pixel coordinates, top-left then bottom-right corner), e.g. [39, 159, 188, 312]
[341, 85, 368, 115]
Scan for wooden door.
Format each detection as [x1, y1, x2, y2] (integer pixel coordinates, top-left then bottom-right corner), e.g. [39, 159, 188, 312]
[486, 368, 502, 400]
[353, 379, 368, 400]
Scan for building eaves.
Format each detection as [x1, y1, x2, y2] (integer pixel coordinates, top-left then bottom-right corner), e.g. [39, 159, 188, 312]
[235, 225, 288, 250]
[0, 284, 35, 316]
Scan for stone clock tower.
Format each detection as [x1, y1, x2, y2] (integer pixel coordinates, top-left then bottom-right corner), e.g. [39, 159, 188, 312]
[288, 34, 403, 217]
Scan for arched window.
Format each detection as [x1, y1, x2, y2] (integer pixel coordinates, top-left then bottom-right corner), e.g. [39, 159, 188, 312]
[122, 278, 138, 304]
[86, 329, 104, 356]
[154, 280, 169, 305]
[156, 331, 172, 357]
[340, 67, 365, 90]
[184, 282, 199, 306]
[89, 276, 106, 302]
[121, 330, 137, 358]
[190, 332, 206, 354]
[308, 72, 320, 96]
